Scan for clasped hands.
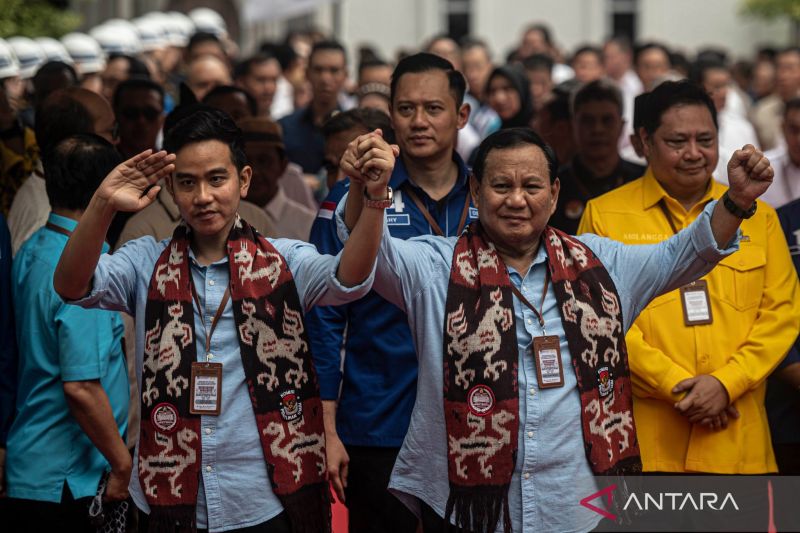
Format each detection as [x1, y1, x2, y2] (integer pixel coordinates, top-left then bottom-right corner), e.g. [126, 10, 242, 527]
[338, 128, 399, 197]
[672, 374, 738, 431]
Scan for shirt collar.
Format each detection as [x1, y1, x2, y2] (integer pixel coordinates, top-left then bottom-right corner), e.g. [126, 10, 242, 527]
[641, 166, 719, 212]
[46, 212, 109, 253]
[506, 239, 549, 280]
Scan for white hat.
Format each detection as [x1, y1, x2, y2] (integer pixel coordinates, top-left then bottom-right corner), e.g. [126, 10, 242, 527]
[162, 11, 193, 47]
[133, 16, 169, 52]
[90, 23, 142, 56]
[61, 32, 106, 75]
[8, 37, 45, 79]
[0, 38, 20, 79]
[35, 37, 74, 65]
[188, 7, 227, 38]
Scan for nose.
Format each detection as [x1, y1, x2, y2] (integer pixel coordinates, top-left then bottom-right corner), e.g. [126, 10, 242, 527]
[410, 107, 427, 128]
[505, 187, 527, 208]
[194, 182, 212, 204]
[684, 139, 702, 161]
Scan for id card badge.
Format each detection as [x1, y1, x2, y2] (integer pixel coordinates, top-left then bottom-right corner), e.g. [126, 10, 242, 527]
[680, 280, 713, 326]
[532, 335, 565, 388]
[190, 362, 223, 415]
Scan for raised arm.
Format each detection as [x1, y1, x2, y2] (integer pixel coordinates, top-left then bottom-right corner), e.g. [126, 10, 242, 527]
[54, 150, 175, 301]
[336, 129, 399, 287]
[708, 144, 773, 247]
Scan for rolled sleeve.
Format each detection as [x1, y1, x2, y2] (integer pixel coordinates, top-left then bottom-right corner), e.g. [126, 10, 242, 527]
[56, 304, 105, 382]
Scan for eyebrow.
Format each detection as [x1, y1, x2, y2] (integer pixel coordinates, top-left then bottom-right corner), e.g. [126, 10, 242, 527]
[174, 167, 231, 179]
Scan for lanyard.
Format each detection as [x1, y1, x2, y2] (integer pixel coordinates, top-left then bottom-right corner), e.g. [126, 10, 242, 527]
[508, 270, 551, 335]
[191, 280, 230, 359]
[402, 185, 471, 237]
[657, 200, 681, 235]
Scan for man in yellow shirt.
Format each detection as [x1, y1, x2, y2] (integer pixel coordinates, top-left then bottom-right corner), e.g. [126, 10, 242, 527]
[579, 80, 800, 473]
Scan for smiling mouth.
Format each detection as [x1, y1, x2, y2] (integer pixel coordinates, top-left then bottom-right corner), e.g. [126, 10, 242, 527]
[195, 211, 217, 220]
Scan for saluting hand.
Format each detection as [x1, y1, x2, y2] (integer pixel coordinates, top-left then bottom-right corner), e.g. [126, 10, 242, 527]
[95, 149, 176, 213]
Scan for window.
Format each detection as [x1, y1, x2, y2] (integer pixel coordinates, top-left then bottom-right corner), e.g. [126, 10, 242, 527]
[609, 0, 638, 42]
[445, 0, 471, 42]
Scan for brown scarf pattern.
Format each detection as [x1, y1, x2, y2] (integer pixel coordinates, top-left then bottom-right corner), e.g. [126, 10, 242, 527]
[443, 223, 641, 533]
[138, 216, 330, 532]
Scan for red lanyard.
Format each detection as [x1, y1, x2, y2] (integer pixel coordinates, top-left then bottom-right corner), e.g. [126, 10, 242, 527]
[191, 280, 230, 357]
[508, 271, 551, 334]
[402, 185, 471, 237]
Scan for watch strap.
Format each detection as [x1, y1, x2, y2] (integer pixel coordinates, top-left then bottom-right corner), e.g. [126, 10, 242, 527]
[364, 186, 393, 209]
[721, 191, 757, 219]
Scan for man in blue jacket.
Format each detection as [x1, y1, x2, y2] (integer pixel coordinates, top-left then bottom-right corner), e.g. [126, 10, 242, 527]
[307, 53, 476, 532]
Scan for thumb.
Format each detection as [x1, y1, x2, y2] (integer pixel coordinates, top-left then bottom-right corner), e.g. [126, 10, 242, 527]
[672, 377, 697, 394]
[391, 144, 400, 157]
[726, 405, 740, 419]
[373, 128, 383, 138]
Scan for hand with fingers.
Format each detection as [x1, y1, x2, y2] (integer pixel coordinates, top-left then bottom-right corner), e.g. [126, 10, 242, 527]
[726, 144, 774, 210]
[697, 405, 740, 431]
[325, 432, 349, 504]
[673, 374, 731, 425]
[96, 149, 177, 213]
[339, 128, 400, 196]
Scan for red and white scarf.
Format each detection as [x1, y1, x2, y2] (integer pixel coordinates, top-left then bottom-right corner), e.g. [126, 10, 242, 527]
[138, 217, 330, 532]
[443, 223, 641, 532]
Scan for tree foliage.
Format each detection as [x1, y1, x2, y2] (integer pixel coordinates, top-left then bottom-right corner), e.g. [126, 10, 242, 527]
[0, 0, 82, 39]
[741, 0, 800, 21]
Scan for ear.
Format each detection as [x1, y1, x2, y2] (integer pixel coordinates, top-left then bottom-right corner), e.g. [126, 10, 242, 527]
[457, 102, 471, 130]
[165, 174, 175, 196]
[469, 174, 480, 208]
[641, 128, 653, 159]
[548, 177, 561, 218]
[239, 165, 252, 198]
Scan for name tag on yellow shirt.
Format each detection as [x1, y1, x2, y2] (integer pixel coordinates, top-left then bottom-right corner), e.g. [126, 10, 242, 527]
[680, 280, 713, 326]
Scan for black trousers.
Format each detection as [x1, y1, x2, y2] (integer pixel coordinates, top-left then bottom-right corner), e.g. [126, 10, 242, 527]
[138, 510, 291, 533]
[344, 445, 418, 533]
[2, 483, 94, 533]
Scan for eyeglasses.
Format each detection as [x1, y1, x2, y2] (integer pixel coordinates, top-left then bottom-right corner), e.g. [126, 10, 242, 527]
[119, 106, 162, 122]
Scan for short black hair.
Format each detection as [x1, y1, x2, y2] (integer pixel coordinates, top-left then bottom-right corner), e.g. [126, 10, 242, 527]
[113, 78, 165, 111]
[390, 52, 466, 108]
[634, 42, 672, 67]
[107, 53, 151, 80]
[32, 61, 78, 107]
[571, 79, 623, 116]
[43, 133, 122, 210]
[524, 24, 553, 47]
[688, 58, 728, 87]
[322, 108, 395, 144]
[632, 91, 649, 130]
[541, 85, 572, 122]
[605, 36, 633, 54]
[164, 108, 247, 171]
[460, 37, 491, 56]
[522, 53, 554, 74]
[260, 41, 296, 71]
[641, 80, 718, 136]
[571, 45, 603, 64]
[309, 40, 347, 65]
[358, 59, 390, 78]
[34, 88, 95, 153]
[473, 127, 557, 183]
[202, 85, 258, 117]
[234, 53, 279, 80]
[188, 31, 223, 53]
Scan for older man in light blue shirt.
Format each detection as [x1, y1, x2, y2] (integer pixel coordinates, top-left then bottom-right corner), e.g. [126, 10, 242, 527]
[336, 127, 774, 532]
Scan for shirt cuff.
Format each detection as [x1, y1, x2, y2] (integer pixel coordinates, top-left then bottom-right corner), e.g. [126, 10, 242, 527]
[318, 374, 343, 400]
[690, 200, 740, 263]
[61, 362, 103, 382]
[658, 364, 694, 399]
[711, 363, 750, 404]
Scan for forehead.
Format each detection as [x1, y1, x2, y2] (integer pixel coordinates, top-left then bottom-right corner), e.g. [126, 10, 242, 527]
[250, 58, 280, 75]
[575, 98, 621, 116]
[778, 51, 800, 67]
[656, 103, 715, 133]
[483, 144, 549, 178]
[393, 70, 456, 104]
[310, 49, 345, 68]
[174, 139, 236, 173]
[639, 48, 669, 64]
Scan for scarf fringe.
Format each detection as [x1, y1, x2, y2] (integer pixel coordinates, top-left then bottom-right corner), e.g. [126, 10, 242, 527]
[280, 482, 331, 533]
[445, 484, 512, 533]
[147, 505, 196, 533]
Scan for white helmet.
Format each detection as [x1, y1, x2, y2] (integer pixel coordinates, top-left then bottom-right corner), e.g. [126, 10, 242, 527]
[8, 37, 45, 79]
[165, 11, 194, 47]
[61, 32, 106, 75]
[133, 16, 169, 52]
[90, 23, 142, 56]
[35, 37, 74, 65]
[188, 7, 227, 38]
[0, 38, 20, 79]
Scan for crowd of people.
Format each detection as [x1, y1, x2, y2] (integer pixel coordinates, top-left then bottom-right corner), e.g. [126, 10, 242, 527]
[0, 6, 798, 533]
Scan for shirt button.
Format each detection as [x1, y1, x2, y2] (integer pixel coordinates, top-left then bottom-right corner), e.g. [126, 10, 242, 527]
[529, 388, 535, 396]
[526, 318, 532, 325]
[204, 427, 212, 435]
[527, 431, 534, 438]
[524, 472, 530, 480]
[207, 353, 214, 360]
[208, 279, 215, 286]
[206, 465, 213, 472]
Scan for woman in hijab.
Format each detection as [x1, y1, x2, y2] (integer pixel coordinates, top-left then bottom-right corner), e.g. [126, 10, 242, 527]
[486, 65, 535, 129]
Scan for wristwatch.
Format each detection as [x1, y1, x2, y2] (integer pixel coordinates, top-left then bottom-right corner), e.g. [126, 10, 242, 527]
[721, 191, 757, 219]
[364, 186, 393, 209]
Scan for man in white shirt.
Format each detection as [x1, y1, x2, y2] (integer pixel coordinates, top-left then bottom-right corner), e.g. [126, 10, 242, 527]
[763, 98, 800, 208]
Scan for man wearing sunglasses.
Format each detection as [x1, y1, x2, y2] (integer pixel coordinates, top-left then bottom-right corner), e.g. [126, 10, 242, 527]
[113, 79, 164, 160]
